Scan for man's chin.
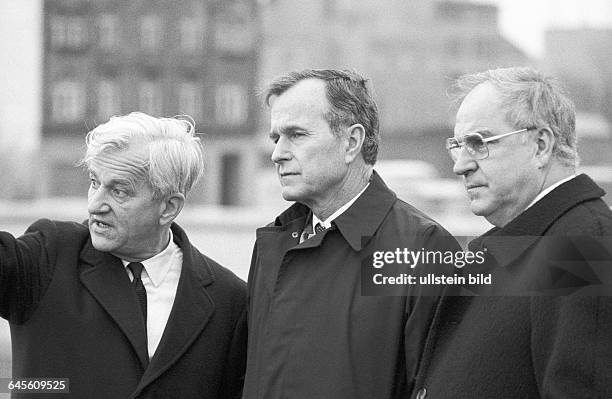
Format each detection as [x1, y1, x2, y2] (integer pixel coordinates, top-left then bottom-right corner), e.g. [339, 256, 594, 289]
[89, 234, 116, 253]
[469, 199, 492, 218]
[280, 188, 300, 202]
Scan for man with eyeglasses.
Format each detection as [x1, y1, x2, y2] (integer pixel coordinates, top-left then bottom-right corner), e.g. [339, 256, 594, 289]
[410, 67, 612, 398]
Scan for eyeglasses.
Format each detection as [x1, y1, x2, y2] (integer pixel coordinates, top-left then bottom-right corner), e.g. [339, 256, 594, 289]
[446, 128, 533, 161]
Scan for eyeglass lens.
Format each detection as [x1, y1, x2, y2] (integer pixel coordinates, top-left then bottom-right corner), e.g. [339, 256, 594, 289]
[449, 134, 489, 161]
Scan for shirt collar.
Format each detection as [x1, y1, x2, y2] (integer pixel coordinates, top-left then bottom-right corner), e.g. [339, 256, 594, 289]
[122, 229, 180, 288]
[526, 174, 577, 210]
[313, 183, 370, 230]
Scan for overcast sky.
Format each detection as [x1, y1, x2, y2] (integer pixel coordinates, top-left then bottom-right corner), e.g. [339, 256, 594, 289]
[475, 0, 612, 57]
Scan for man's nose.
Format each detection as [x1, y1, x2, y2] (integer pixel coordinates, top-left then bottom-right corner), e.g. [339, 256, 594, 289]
[271, 136, 291, 163]
[87, 187, 111, 214]
[452, 147, 478, 176]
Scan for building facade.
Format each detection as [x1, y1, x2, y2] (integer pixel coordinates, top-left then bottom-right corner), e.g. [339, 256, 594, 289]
[544, 28, 612, 171]
[42, 0, 259, 204]
[256, 0, 529, 177]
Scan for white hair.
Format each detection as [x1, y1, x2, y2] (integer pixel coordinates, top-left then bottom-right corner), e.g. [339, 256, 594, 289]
[83, 112, 204, 199]
[451, 67, 578, 168]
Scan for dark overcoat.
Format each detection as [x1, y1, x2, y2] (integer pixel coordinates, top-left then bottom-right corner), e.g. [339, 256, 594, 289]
[244, 172, 461, 399]
[413, 174, 612, 398]
[0, 220, 247, 398]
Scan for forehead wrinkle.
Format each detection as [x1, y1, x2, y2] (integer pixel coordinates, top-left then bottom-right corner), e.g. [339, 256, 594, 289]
[455, 83, 507, 137]
[270, 80, 330, 123]
[89, 149, 149, 185]
[271, 102, 329, 135]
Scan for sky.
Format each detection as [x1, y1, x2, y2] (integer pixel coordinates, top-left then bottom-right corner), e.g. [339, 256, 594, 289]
[0, 0, 42, 151]
[473, 0, 612, 57]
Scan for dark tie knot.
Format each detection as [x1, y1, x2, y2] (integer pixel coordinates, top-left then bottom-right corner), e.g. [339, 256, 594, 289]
[315, 223, 326, 234]
[128, 262, 145, 280]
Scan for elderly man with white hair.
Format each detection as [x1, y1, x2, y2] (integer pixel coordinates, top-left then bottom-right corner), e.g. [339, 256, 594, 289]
[412, 67, 612, 399]
[0, 112, 247, 398]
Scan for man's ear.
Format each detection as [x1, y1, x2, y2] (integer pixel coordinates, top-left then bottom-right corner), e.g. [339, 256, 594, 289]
[345, 123, 366, 163]
[159, 193, 185, 226]
[534, 127, 555, 168]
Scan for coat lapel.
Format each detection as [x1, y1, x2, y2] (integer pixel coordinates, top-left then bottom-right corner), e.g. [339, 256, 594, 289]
[255, 214, 308, 296]
[470, 174, 606, 269]
[79, 239, 150, 369]
[134, 224, 215, 395]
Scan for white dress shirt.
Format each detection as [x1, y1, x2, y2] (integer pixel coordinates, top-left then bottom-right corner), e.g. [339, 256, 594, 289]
[122, 230, 182, 359]
[313, 183, 370, 230]
[526, 174, 577, 210]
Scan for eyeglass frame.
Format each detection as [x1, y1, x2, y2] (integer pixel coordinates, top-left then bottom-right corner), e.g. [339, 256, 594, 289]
[446, 127, 536, 161]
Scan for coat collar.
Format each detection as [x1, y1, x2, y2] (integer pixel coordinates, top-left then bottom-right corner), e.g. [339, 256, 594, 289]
[469, 174, 605, 266]
[267, 170, 397, 251]
[333, 170, 396, 251]
[79, 223, 216, 393]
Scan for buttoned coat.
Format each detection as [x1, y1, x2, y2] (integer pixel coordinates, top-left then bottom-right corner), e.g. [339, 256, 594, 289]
[412, 174, 612, 398]
[0, 220, 247, 398]
[243, 172, 461, 399]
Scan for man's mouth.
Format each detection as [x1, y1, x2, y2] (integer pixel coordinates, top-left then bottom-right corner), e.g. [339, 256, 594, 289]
[466, 183, 486, 190]
[90, 218, 112, 229]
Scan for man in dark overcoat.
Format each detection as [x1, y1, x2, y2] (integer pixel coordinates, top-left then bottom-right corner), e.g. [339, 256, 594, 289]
[412, 67, 612, 398]
[243, 69, 460, 399]
[0, 112, 247, 398]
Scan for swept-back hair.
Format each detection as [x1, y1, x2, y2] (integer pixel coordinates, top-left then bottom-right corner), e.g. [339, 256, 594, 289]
[451, 66, 578, 167]
[82, 112, 204, 199]
[264, 68, 380, 165]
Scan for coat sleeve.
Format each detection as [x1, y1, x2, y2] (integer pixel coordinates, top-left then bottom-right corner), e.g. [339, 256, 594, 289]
[0, 219, 58, 324]
[403, 224, 463, 395]
[531, 296, 612, 398]
[219, 296, 248, 399]
[245, 242, 260, 327]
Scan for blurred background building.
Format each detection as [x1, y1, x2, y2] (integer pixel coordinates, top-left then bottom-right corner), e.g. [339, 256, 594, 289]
[1, 0, 612, 382]
[257, 0, 528, 176]
[544, 28, 612, 163]
[2, 0, 611, 209]
[40, 0, 259, 205]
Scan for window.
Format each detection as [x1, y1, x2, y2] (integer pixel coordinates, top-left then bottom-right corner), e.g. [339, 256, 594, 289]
[51, 81, 86, 122]
[179, 17, 205, 52]
[214, 24, 253, 53]
[97, 80, 120, 119]
[178, 83, 202, 120]
[140, 15, 162, 51]
[98, 14, 118, 50]
[214, 2, 253, 53]
[138, 81, 162, 116]
[215, 84, 247, 125]
[50, 17, 67, 47]
[50, 16, 88, 49]
[66, 17, 87, 47]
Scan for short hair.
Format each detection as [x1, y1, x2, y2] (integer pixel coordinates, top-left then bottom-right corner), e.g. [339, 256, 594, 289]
[264, 69, 380, 165]
[82, 112, 204, 199]
[451, 67, 578, 167]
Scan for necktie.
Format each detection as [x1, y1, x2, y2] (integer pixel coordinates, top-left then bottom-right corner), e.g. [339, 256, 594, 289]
[315, 223, 326, 234]
[127, 262, 147, 323]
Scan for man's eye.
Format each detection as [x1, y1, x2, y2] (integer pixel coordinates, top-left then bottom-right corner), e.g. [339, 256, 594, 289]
[90, 179, 99, 189]
[112, 188, 128, 197]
